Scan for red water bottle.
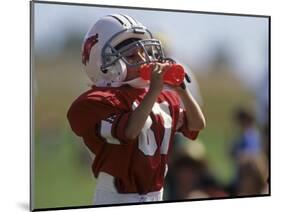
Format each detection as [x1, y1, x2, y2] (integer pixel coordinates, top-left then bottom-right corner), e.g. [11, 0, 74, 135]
[140, 63, 185, 86]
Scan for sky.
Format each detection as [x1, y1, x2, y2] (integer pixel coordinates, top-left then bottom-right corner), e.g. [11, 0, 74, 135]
[33, 2, 269, 91]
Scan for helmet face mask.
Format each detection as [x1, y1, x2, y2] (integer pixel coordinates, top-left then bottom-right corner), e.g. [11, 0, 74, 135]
[102, 38, 165, 71]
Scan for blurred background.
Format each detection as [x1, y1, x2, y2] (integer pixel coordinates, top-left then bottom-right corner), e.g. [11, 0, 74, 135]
[32, 2, 269, 209]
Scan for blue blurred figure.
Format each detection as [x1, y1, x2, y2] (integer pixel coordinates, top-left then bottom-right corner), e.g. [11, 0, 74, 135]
[227, 107, 267, 196]
[231, 107, 262, 160]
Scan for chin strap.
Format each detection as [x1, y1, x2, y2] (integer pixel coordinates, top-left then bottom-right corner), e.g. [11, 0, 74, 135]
[122, 77, 150, 88]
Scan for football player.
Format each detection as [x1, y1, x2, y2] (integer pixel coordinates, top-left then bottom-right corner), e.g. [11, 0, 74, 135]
[67, 14, 206, 205]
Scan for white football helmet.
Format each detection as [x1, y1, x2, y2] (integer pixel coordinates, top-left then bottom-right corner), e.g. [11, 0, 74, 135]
[82, 14, 166, 87]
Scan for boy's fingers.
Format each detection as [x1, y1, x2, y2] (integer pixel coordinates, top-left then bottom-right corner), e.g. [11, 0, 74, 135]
[153, 64, 161, 74]
[152, 62, 170, 76]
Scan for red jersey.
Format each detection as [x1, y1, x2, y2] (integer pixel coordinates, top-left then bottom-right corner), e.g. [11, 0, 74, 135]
[67, 85, 199, 194]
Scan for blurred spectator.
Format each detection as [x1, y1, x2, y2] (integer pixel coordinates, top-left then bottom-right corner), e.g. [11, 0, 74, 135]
[172, 153, 205, 199]
[236, 156, 268, 196]
[231, 107, 262, 160]
[227, 107, 268, 196]
[198, 174, 229, 198]
[165, 137, 229, 200]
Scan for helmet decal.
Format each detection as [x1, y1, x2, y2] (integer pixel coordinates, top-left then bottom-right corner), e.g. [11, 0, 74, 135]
[82, 33, 99, 65]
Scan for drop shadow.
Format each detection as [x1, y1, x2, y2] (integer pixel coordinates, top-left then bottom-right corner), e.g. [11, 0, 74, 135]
[17, 202, 30, 211]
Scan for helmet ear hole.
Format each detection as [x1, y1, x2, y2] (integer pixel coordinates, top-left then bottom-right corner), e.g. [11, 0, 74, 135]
[101, 69, 108, 73]
[98, 59, 127, 87]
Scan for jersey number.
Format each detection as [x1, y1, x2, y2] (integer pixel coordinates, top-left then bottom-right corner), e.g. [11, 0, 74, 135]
[132, 101, 172, 156]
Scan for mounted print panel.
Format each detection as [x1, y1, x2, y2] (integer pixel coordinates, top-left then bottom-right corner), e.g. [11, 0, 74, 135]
[30, 1, 270, 211]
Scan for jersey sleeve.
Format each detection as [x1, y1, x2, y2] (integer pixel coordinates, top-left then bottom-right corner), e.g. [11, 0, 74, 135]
[97, 112, 135, 144]
[67, 95, 134, 144]
[176, 107, 200, 140]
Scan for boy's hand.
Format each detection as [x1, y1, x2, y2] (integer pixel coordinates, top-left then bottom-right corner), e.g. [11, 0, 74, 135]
[125, 62, 171, 140]
[149, 62, 171, 94]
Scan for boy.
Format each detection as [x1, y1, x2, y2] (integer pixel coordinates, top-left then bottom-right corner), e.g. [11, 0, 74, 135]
[67, 14, 205, 205]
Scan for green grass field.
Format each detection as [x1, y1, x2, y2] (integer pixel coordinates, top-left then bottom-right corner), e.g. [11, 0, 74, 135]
[33, 56, 255, 209]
